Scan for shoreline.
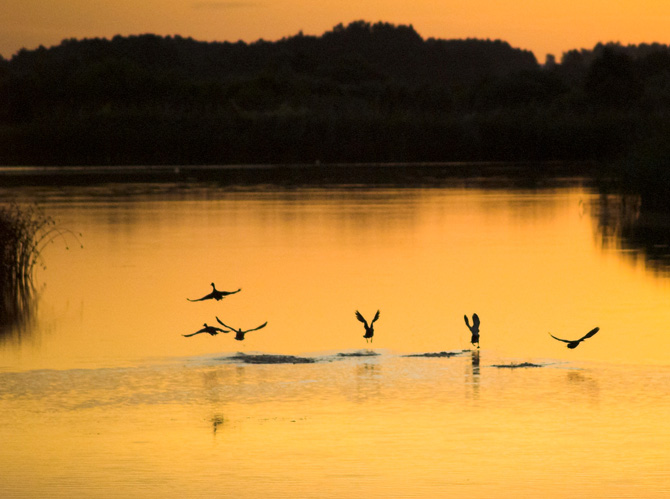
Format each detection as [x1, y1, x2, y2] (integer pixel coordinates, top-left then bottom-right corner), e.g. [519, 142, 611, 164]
[0, 161, 599, 187]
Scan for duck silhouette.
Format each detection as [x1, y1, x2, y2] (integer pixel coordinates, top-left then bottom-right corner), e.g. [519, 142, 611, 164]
[183, 323, 229, 337]
[549, 327, 599, 349]
[215, 317, 268, 341]
[187, 283, 241, 302]
[356, 310, 380, 343]
[464, 313, 480, 348]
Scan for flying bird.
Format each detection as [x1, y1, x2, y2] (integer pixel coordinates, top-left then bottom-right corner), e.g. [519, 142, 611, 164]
[464, 313, 480, 348]
[549, 327, 600, 349]
[183, 323, 229, 337]
[215, 317, 268, 341]
[187, 283, 241, 302]
[356, 310, 380, 343]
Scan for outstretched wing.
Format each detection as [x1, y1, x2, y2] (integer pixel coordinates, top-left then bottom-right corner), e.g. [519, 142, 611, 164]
[472, 313, 480, 329]
[549, 333, 571, 343]
[187, 292, 213, 302]
[244, 321, 268, 334]
[464, 315, 471, 328]
[183, 328, 207, 337]
[215, 317, 234, 330]
[221, 288, 241, 296]
[579, 327, 599, 341]
[370, 310, 380, 325]
[355, 310, 369, 328]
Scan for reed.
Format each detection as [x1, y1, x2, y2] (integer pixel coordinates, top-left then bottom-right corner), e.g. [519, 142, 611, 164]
[0, 204, 81, 332]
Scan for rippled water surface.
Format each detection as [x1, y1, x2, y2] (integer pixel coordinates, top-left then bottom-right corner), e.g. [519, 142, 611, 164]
[1, 167, 669, 497]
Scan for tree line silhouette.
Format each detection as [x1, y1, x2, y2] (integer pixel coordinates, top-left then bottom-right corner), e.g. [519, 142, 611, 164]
[1, 20, 669, 166]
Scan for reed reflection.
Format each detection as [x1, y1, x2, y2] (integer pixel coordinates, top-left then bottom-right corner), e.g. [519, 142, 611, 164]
[592, 190, 670, 274]
[0, 286, 37, 342]
[0, 204, 80, 342]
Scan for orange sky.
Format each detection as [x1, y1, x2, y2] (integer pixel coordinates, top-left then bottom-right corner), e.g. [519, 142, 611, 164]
[2, 1, 670, 62]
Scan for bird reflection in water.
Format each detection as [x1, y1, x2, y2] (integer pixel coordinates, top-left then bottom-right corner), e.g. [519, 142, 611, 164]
[211, 414, 226, 435]
[566, 370, 600, 405]
[471, 349, 480, 372]
[353, 362, 382, 401]
[466, 349, 481, 401]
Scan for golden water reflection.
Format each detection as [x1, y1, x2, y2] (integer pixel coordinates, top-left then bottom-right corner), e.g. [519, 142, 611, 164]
[1, 181, 669, 369]
[0, 355, 668, 498]
[1, 177, 670, 497]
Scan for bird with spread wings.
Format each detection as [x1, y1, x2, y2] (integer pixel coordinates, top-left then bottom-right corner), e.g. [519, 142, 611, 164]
[215, 317, 268, 341]
[464, 313, 480, 348]
[549, 327, 599, 349]
[183, 323, 229, 337]
[187, 283, 241, 302]
[356, 310, 380, 343]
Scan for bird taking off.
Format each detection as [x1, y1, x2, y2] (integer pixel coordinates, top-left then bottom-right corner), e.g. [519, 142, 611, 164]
[356, 310, 380, 343]
[464, 313, 480, 348]
[187, 283, 241, 302]
[215, 317, 268, 341]
[183, 323, 229, 337]
[549, 327, 599, 349]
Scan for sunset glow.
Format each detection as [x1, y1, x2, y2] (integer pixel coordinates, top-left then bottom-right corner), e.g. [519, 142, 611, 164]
[3, 1, 670, 61]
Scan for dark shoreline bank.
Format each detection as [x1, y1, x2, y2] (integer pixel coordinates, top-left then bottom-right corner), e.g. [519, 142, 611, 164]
[0, 161, 600, 187]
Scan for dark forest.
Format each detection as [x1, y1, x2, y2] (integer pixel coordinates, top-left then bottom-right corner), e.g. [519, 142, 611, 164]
[1, 20, 669, 167]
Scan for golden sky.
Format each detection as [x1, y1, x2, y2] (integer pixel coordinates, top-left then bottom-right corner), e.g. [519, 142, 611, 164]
[2, 1, 670, 62]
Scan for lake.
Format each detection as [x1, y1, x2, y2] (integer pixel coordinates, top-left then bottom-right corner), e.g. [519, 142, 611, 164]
[1, 164, 669, 498]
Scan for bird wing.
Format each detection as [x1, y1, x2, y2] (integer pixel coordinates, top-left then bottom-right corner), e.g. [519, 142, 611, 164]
[579, 327, 600, 341]
[370, 310, 380, 325]
[464, 315, 471, 328]
[215, 317, 234, 331]
[472, 313, 480, 328]
[183, 328, 207, 337]
[243, 321, 268, 333]
[221, 288, 241, 296]
[187, 292, 213, 302]
[548, 333, 571, 343]
[355, 310, 369, 328]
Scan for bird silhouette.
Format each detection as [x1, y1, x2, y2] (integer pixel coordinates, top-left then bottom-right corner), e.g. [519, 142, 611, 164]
[183, 323, 229, 337]
[549, 327, 599, 349]
[187, 283, 241, 302]
[215, 317, 268, 341]
[356, 310, 380, 343]
[464, 313, 480, 348]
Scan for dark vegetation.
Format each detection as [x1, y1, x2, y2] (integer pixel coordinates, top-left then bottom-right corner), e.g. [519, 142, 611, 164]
[226, 353, 316, 364]
[0, 204, 81, 337]
[1, 20, 669, 167]
[490, 362, 544, 368]
[403, 350, 467, 358]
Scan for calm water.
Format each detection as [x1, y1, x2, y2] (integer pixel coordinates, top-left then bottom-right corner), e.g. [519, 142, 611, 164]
[1, 166, 669, 497]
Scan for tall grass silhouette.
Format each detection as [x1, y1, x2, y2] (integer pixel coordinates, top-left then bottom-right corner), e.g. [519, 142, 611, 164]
[0, 204, 82, 336]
